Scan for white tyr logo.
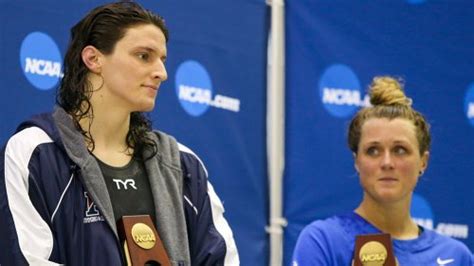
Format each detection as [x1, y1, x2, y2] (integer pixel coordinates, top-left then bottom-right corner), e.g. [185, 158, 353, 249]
[112, 179, 138, 190]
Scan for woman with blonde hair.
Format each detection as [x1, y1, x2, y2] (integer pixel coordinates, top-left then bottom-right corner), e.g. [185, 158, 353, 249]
[292, 76, 473, 265]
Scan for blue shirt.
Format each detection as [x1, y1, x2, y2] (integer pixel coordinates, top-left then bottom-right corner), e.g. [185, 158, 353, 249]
[293, 212, 473, 266]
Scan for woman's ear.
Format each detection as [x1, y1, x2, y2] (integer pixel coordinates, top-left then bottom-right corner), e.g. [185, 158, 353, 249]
[420, 151, 430, 174]
[353, 152, 359, 173]
[81, 45, 102, 74]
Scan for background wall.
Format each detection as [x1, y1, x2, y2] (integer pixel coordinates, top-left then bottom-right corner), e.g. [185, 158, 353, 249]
[1, 1, 473, 265]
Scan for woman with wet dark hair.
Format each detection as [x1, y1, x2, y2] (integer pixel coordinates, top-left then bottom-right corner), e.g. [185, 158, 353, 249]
[0, 2, 239, 265]
[292, 76, 473, 265]
[57, 1, 169, 158]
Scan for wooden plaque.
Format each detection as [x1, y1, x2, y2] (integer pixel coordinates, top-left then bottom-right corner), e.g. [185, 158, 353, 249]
[352, 233, 397, 266]
[117, 215, 171, 266]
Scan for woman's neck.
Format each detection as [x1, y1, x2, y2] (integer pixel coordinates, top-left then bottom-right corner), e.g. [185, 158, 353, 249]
[355, 195, 420, 240]
[78, 98, 133, 167]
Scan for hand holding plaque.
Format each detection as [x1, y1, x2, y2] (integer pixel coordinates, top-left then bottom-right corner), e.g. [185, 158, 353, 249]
[352, 233, 398, 266]
[117, 215, 171, 266]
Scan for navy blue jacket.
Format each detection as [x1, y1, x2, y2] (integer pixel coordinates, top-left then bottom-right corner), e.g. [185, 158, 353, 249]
[0, 107, 239, 265]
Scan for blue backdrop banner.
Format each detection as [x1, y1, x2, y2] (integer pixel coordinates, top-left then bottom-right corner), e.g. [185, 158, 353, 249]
[4, 0, 474, 265]
[285, 1, 474, 265]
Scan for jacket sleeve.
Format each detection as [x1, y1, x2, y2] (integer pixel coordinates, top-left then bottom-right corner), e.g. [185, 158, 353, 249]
[0, 127, 61, 265]
[179, 143, 240, 266]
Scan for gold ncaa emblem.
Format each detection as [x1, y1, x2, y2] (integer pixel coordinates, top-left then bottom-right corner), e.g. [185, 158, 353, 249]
[359, 241, 387, 266]
[131, 223, 156, 249]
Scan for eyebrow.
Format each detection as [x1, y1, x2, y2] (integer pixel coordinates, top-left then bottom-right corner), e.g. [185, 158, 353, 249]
[134, 45, 167, 57]
[363, 140, 409, 146]
[363, 141, 380, 146]
[134, 46, 157, 52]
[392, 140, 410, 145]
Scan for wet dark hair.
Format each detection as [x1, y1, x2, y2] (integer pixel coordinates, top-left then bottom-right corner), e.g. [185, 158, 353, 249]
[57, 1, 168, 158]
[348, 76, 431, 155]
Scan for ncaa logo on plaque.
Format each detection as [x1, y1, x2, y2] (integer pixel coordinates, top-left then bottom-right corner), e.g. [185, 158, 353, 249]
[318, 64, 368, 118]
[464, 83, 474, 127]
[20, 32, 62, 90]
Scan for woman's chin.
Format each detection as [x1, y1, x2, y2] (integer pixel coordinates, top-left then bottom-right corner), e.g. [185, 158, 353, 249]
[134, 102, 156, 113]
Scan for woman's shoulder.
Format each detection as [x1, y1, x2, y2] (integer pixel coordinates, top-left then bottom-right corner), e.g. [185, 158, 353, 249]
[395, 228, 474, 265]
[300, 212, 368, 239]
[293, 213, 363, 265]
[425, 228, 472, 253]
[304, 213, 347, 230]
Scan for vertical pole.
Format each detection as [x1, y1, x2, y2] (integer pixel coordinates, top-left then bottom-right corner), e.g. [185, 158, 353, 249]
[266, 0, 286, 265]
